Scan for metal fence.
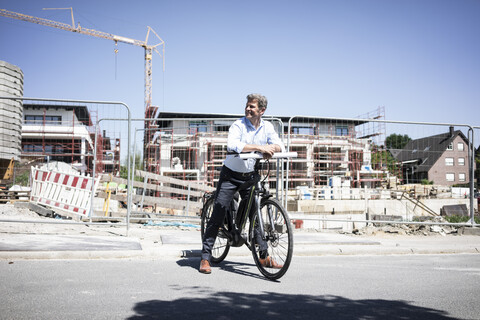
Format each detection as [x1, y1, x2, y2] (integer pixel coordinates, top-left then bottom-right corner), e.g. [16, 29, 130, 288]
[0, 96, 133, 235]
[284, 115, 477, 230]
[0, 95, 478, 235]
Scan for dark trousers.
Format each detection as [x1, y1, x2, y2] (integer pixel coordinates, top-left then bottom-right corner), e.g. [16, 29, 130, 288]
[201, 166, 268, 261]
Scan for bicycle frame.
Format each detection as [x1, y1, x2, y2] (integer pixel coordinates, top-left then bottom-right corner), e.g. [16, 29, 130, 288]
[225, 172, 262, 249]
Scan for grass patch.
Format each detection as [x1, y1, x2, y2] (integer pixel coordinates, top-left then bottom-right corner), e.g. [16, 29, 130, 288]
[443, 215, 480, 224]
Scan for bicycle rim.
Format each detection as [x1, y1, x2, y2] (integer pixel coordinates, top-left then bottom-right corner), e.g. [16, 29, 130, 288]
[250, 198, 293, 280]
[201, 197, 230, 263]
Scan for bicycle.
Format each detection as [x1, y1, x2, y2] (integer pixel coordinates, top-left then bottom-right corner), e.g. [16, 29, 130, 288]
[200, 152, 297, 280]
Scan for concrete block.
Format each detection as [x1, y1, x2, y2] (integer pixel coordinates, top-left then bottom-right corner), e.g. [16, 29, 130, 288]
[0, 149, 21, 160]
[0, 106, 23, 115]
[0, 122, 22, 131]
[0, 68, 23, 80]
[25, 202, 55, 217]
[0, 142, 22, 151]
[0, 99, 23, 108]
[0, 61, 23, 78]
[13, 201, 30, 210]
[458, 227, 480, 236]
[0, 60, 23, 75]
[0, 87, 23, 96]
[441, 204, 469, 217]
[0, 72, 23, 85]
[0, 141, 21, 149]
[0, 79, 23, 89]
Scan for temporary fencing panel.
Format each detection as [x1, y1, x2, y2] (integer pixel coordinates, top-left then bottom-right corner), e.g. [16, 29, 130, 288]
[30, 166, 99, 217]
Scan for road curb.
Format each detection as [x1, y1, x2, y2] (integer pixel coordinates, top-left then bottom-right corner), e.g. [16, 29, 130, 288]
[2, 244, 478, 261]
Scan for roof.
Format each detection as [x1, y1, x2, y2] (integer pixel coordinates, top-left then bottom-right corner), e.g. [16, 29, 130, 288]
[393, 129, 468, 173]
[23, 104, 92, 126]
[155, 111, 367, 126]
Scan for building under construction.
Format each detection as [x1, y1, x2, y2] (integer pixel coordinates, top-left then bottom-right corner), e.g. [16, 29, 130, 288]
[20, 103, 121, 176]
[142, 108, 391, 191]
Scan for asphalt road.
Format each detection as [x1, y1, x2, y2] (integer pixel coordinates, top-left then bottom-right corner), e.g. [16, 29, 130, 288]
[1, 254, 479, 320]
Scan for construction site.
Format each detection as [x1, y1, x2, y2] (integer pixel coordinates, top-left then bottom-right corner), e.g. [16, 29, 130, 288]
[0, 8, 476, 229]
[141, 109, 391, 190]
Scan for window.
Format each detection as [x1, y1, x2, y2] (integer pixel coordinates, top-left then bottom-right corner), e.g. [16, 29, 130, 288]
[447, 143, 453, 150]
[459, 173, 466, 182]
[46, 116, 61, 125]
[335, 126, 348, 136]
[446, 173, 455, 182]
[457, 142, 464, 151]
[25, 115, 41, 125]
[445, 157, 454, 166]
[292, 127, 314, 135]
[24, 115, 62, 125]
[189, 121, 208, 133]
[23, 145, 43, 153]
[458, 158, 465, 166]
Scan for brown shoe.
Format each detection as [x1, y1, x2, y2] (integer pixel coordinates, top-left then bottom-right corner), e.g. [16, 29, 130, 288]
[199, 259, 211, 274]
[259, 256, 283, 269]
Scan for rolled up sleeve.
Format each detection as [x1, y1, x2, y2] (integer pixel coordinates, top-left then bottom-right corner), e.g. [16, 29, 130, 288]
[227, 122, 246, 153]
[266, 122, 286, 152]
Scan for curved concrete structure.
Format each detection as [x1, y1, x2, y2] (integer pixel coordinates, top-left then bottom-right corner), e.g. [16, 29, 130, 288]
[0, 60, 23, 165]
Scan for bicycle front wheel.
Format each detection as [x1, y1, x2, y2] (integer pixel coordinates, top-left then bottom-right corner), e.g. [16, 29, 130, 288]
[201, 196, 230, 263]
[250, 198, 293, 280]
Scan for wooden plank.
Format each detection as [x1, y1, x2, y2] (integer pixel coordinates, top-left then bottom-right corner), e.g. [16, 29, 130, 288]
[136, 169, 215, 192]
[99, 175, 206, 198]
[97, 191, 203, 211]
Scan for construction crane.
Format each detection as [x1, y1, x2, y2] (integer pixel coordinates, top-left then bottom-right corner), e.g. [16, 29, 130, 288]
[0, 7, 165, 112]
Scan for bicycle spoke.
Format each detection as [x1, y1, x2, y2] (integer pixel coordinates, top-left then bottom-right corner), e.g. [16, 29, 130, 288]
[250, 198, 293, 280]
[201, 196, 230, 263]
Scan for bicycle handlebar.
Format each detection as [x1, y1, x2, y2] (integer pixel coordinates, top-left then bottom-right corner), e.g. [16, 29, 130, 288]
[237, 152, 298, 159]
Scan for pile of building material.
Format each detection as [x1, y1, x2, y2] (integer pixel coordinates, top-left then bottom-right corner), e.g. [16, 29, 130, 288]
[351, 216, 459, 236]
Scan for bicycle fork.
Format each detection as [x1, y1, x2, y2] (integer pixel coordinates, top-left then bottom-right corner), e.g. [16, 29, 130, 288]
[253, 181, 275, 244]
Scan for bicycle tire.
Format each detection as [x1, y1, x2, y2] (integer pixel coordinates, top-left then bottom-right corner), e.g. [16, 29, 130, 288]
[250, 198, 293, 280]
[200, 196, 230, 263]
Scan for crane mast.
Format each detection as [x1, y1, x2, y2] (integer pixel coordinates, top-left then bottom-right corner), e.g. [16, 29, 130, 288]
[0, 8, 165, 111]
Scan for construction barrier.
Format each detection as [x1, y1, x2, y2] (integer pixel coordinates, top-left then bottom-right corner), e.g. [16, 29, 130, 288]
[30, 166, 99, 217]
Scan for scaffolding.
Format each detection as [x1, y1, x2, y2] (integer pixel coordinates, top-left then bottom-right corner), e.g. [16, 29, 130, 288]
[20, 104, 121, 177]
[141, 111, 391, 192]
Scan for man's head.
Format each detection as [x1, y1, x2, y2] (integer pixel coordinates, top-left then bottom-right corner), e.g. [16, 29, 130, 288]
[245, 94, 267, 125]
[246, 93, 268, 110]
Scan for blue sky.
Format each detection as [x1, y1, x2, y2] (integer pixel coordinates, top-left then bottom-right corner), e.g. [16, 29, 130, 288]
[1, 0, 479, 140]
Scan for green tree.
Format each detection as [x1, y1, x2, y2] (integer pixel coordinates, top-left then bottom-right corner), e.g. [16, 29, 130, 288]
[120, 152, 143, 181]
[385, 133, 411, 149]
[371, 147, 402, 180]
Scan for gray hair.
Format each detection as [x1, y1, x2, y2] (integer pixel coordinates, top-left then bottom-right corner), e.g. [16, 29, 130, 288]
[247, 93, 268, 110]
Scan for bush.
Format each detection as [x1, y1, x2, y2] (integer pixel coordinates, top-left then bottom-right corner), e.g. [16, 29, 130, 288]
[443, 215, 480, 224]
[421, 179, 434, 185]
[14, 172, 30, 186]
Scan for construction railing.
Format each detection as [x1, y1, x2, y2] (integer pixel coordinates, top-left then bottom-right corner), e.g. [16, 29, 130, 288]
[0, 96, 478, 235]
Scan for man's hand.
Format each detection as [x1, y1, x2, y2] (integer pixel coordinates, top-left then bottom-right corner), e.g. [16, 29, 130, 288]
[259, 144, 277, 159]
[242, 144, 281, 159]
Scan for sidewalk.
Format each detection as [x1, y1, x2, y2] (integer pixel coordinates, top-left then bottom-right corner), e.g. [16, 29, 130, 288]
[1, 216, 480, 260]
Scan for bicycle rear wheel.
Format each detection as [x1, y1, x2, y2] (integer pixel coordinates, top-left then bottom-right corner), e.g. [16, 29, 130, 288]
[201, 196, 230, 263]
[250, 198, 293, 280]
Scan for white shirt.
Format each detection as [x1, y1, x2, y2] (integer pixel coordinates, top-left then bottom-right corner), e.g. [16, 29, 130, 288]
[223, 117, 285, 172]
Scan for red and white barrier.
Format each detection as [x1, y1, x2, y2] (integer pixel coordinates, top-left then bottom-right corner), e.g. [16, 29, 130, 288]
[30, 166, 100, 217]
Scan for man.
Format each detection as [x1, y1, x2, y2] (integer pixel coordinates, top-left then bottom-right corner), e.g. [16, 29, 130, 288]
[200, 93, 285, 274]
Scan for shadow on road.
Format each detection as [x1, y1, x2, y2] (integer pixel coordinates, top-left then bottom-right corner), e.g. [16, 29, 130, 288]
[127, 291, 457, 319]
[176, 258, 267, 281]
